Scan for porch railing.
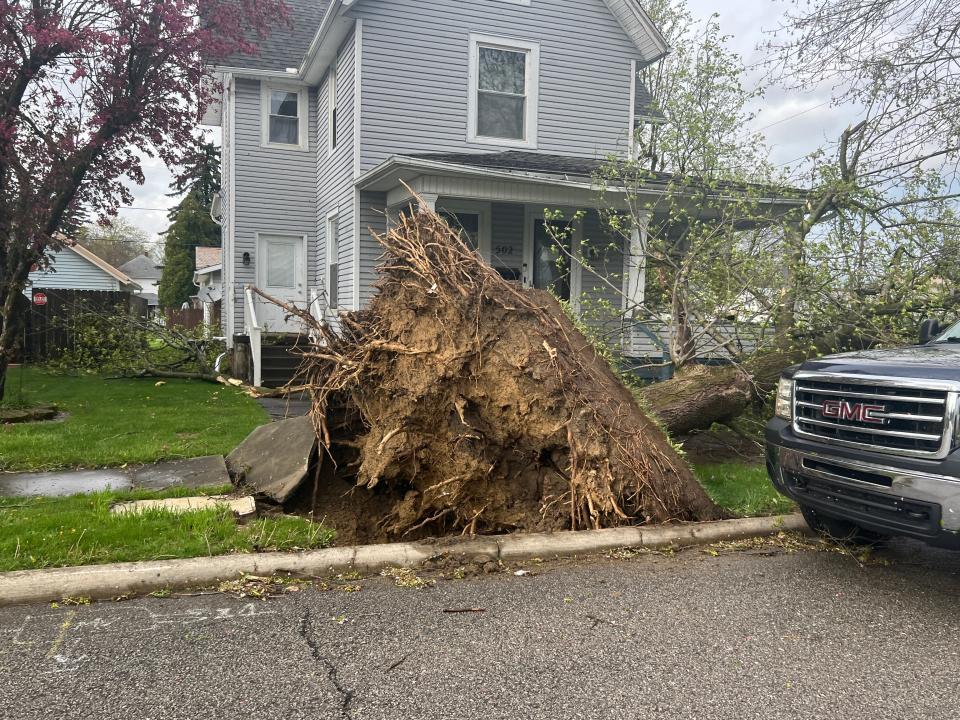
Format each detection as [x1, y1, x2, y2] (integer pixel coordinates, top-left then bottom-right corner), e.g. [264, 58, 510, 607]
[243, 285, 262, 388]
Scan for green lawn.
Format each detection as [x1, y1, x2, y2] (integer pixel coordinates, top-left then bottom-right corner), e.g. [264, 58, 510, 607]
[0, 367, 269, 471]
[695, 462, 796, 517]
[0, 486, 334, 572]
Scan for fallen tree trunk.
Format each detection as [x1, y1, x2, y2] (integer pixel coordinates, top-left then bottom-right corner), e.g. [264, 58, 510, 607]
[259, 206, 724, 543]
[639, 343, 833, 435]
[640, 365, 754, 436]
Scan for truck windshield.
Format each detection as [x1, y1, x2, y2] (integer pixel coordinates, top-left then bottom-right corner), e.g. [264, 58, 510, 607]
[932, 321, 960, 343]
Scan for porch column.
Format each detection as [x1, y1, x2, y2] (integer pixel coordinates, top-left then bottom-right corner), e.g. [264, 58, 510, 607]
[625, 213, 649, 313]
[418, 193, 439, 212]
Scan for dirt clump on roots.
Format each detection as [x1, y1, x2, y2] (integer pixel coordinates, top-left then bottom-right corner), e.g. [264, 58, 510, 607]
[266, 206, 723, 544]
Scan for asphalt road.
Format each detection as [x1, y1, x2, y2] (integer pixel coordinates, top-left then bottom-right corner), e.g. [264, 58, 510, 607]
[2, 539, 960, 720]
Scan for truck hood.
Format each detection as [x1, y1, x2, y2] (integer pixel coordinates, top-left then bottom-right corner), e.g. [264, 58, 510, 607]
[796, 344, 960, 383]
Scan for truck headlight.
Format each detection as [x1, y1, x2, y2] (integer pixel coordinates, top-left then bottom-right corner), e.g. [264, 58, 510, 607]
[775, 377, 793, 421]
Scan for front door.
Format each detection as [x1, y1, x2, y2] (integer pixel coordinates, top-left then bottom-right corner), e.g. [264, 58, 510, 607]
[256, 233, 307, 333]
[527, 216, 582, 303]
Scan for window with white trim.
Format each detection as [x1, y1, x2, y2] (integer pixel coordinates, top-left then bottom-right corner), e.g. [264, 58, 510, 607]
[327, 64, 338, 155]
[261, 84, 307, 149]
[326, 211, 339, 309]
[468, 34, 540, 148]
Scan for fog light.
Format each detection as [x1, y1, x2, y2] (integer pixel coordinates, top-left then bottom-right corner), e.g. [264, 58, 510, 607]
[775, 377, 793, 420]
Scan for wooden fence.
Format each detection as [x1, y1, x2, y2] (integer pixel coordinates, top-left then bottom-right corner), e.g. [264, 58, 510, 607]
[164, 307, 204, 331]
[20, 288, 148, 363]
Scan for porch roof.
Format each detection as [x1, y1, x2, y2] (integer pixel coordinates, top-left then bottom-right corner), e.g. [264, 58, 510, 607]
[356, 151, 807, 220]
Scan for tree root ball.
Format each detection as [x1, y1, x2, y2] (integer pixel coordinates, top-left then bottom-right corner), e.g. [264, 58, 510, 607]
[273, 206, 724, 543]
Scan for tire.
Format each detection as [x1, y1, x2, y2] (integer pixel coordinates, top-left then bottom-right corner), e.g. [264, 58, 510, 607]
[799, 504, 886, 545]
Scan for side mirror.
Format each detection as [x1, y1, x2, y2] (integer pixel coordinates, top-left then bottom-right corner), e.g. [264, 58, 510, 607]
[919, 318, 941, 345]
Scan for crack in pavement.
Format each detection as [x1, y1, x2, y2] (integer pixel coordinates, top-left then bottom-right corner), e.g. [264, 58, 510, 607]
[299, 609, 356, 719]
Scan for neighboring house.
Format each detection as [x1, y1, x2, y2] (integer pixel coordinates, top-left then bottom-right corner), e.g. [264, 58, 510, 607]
[20, 242, 145, 362]
[27, 242, 141, 294]
[118, 254, 163, 311]
[193, 246, 223, 327]
[205, 0, 801, 385]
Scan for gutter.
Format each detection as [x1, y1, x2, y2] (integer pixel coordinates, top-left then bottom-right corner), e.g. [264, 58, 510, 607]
[299, 0, 358, 83]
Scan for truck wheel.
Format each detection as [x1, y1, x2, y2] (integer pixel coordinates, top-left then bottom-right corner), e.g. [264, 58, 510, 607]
[799, 504, 885, 545]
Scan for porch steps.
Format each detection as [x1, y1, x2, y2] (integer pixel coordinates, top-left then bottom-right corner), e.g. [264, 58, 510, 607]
[259, 335, 309, 389]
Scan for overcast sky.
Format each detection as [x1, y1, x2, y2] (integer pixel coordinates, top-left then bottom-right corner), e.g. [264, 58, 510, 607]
[116, 0, 857, 246]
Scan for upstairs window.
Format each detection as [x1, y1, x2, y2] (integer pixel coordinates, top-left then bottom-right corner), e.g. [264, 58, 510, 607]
[328, 64, 338, 154]
[261, 84, 307, 150]
[468, 34, 539, 149]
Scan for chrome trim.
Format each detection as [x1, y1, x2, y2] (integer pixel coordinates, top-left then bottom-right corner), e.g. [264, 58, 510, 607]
[779, 447, 960, 490]
[796, 415, 942, 441]
[793, 370, 960, 393]
[794, 386, 946, 405]
[791, 371, 958, 460]
[794, 400, 944, 423]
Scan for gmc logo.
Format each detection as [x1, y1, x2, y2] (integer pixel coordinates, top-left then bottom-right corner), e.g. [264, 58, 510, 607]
[821, 399, 886, 425]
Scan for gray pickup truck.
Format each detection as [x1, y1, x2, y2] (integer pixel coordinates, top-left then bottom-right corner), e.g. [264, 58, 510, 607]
[766, 320, 960, 547]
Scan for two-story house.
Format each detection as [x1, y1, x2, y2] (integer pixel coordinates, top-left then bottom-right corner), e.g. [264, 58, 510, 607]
[206, 0, 798, 386]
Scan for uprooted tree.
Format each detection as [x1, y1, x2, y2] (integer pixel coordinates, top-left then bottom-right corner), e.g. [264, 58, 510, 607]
[257, 208, 724, 543]
[0, 0, 288, 400]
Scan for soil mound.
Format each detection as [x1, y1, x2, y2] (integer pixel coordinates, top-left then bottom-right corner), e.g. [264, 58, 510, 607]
[269, 206, 722, 543]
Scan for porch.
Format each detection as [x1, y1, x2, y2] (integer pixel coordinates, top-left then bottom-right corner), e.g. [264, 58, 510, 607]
[237, 151, 802, 387]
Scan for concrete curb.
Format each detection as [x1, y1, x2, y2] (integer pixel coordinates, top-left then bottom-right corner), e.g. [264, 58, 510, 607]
[0, 514, 808, 607]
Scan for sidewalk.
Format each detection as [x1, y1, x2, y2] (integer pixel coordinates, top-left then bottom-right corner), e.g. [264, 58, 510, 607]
[0, 455, 230, 497]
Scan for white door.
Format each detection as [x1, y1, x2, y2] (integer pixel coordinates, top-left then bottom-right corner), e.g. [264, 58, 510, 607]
[256, 233, 307, 333]
[523, 210, 582, 312]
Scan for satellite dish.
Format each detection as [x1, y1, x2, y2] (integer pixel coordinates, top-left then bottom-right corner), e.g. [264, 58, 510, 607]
[197, 284, 222, 303]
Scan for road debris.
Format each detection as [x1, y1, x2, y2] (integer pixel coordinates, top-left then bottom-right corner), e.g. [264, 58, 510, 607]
[110, 495, 256, 517]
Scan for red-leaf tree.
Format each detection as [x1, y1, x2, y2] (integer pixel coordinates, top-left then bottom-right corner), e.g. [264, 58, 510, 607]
[0, 0, 287, 399]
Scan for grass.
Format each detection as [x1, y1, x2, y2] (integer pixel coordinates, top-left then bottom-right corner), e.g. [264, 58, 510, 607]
[0, 366, 269, 471]
[0, 485, 335, 572]
[695, 462, 796, 517]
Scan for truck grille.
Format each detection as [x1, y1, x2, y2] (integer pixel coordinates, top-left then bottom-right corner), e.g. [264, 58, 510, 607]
[794, 378, 952, 457]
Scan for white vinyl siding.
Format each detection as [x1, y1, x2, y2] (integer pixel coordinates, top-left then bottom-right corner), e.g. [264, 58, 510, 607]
[231, 77, 317, 335]
[316, 29, 359, 311]
[358, 0, 638, 173]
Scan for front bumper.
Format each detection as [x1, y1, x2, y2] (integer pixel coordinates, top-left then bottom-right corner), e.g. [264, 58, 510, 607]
[766, 418, 960, 548]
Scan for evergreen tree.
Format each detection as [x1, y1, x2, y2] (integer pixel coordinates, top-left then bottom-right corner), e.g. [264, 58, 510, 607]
[168, 141, 221, 220]
[158, 193, 220, 308]
[159, 139, 222, 309]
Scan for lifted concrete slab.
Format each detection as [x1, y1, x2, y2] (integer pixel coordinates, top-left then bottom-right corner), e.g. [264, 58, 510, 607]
[131, 455, 230, 491]
[111, 495, 256, 517]
[256, 397, 311, 421]
[226, 415, 316, 503]
[0, 469, 132, 498]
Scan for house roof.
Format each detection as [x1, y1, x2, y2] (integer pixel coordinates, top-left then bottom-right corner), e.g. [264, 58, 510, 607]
[358, 151, 807, 214]
[195, 246, 222, 270]
[67, 242, 142, 290]
[404, 151, 806, 198]
[222, 0, 330, 72]
[118, 254, 162, 280]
